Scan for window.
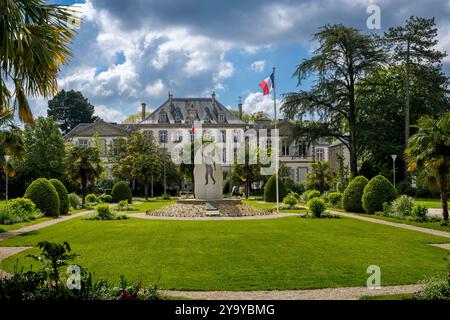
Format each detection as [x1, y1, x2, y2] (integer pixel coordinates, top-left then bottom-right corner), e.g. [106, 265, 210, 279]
[159, 112, 168, 123]
[98, 139, 107, 157]
[233, 130, 240, 143]
[281, 140, 289, 156]
[266, 137, 272, 149]
[203, 130, 212, 141]
[218, 130, 226, 143]
[78, 139, 89, 147]
[174, 131, 182, 143]
[218, 113, 225, 123]
[298, 167, 308, 182]
[315, 148, 325, 161]
[219, 148, 227, 163]
[159, 130, 167, 143]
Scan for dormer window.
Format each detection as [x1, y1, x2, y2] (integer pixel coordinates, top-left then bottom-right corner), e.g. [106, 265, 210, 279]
[218, 113, 225, 123]
[159, 112, 168, 123]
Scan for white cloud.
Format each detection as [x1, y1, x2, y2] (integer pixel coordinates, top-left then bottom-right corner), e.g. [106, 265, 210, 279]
[250, 60, 266, 72]
[242, 91, 281, 118]
[94, 105, 126, 123]
[145, 79, 165, 97]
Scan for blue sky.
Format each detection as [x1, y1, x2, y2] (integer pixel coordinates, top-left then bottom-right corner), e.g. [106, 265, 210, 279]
[34, 0, 449, 122]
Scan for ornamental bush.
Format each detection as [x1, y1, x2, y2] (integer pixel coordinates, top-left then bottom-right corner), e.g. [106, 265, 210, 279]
[307, 190, 321, 200]
[307, 197, 326, 218]
[24, 178, 60, 217]
[86, 193, 99, 204]
[49, 179, 69, 215]
[8, 198, 36, 214]
[328, 192, 343, 208]
[342, 176, 369, 213]
[68, 193, 81, 210]
[283, 192, 299, 208]
[263, 175, 287, 203]
[99, 194, 113, 203]
[362, 175, 397, 214]
[111, 181, 132, 204]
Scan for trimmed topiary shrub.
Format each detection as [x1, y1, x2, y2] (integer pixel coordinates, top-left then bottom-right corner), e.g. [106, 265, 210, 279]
[111, 181, 132, 204]
[362, 175, 397, 214]
[328, 192, 343, 208]
[86, 193, 99, 204]
[50, 179, 69, 215]
[24, 178, 60, 217]
[342, 176, 369, 213]
[307, 197, 326, 218]
[263, 175, 287, 202]
[68, 193, 81, 210]
[307, 190, 321, 200]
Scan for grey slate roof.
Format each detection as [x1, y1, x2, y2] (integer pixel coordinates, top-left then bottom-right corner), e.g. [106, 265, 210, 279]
[64, 120, 134, 139]
[141, 96, 245, 125]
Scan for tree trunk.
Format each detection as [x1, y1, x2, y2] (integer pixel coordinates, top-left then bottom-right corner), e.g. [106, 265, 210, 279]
[151, 175, 154, 198]
[246, 180, 250, 199]
[81, 175, 87, 205]
[404, 39, 411, 182]
[440, 175, 449, 222]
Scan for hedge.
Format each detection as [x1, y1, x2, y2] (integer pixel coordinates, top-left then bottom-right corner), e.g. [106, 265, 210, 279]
[111, 181, 132, 203]
[362, 175, 397, 214]
[263, 175, 287, 202]
[342, 176, 369, 213]
[50, 179, 69, 215]
[24, 178, 60, 217]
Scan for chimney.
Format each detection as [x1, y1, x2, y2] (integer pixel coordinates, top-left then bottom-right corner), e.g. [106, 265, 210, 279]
[238, 96, 243, 120]
[168, 91, 173, 104]
[141, 102, 146, 121]
[211, 91, 216, 107]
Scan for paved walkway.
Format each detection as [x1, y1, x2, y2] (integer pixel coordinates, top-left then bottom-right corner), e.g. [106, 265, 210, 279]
[164, 284, 423, 300]
[0, 210, 94, 241]
[330, 210, 450, 238]
[130, 212, 299, 221]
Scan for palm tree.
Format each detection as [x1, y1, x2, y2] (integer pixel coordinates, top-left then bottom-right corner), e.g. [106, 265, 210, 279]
[66, 144, 104, 205]
[307, 160, 335, 194]
[0, 111, 25, 165]
[405, 112, 450, 223]
[0, 0, 76, 123]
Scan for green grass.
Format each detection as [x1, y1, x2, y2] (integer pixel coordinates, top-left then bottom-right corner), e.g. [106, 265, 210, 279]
[243, 199, 307, 213]
[359, 293, 414, 300]
[414, 198, 447, 209]
[1, 215, 449, 291]
[359, 214, 450, 232]
[0, 200, 5, 207]
[121, 199, 176, 212]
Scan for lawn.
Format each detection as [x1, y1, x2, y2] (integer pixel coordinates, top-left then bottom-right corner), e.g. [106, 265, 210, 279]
[414, 198, 447, 209]
[1, 215, 449, 291]
[359, 213, 450, 232]
[125, 199, 176, 212]
[242, 199, 307, 213]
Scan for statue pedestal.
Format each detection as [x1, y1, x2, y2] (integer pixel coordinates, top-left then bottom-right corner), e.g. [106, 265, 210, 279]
[193, 163, 223, 200]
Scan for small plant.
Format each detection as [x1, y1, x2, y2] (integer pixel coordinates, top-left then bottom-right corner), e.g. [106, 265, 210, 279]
[96, 204, 114, 220]
[306, 190, 321, 200]
[99, 194, 113, 203]
[415, 275, 450, 300]
[161, 193, 171, 200]
[307, 197, 326, 218]
[328, 192, 343, 208]
[412, 205, 428, 222]
[85, 193, 99, 204]
[117, 200, 130, 211]
[0, 198, 43, 225]
[390, 195, 415, 218]
[283, 192, 298, 208]
[68, 193, 82, 210]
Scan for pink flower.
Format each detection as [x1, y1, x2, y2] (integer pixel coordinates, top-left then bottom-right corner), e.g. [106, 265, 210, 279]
[120, 290, 132, 300]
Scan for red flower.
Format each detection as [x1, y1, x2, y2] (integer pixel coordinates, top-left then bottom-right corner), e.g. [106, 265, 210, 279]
[120, 290, 132, 300]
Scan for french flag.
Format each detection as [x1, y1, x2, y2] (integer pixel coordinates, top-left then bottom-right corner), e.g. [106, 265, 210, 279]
[259, 72, 274, 95]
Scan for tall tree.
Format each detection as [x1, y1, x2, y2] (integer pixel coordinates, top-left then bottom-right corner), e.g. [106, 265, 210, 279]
[122, 112, 150, 124]
[405, 112, 450, 223]
[66, 143, 104, 205]
[282, 24, 385, 177]
[385, 16, 447, 177]
[0, 0, 76, 123]
[307, 160, 335, 194]
[47, 90, 99, 134]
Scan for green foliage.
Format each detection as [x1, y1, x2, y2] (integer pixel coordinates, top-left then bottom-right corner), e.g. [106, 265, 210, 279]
[96, 204, 114, 220]
[307, 190, 321, 200]
[283, 192, 299, 208]
[99, 194, 113, 203]
[412, 205, 428, 222]
[307, 161, 335, 194]
[415, 276, 450, 300]
[390, 195, 415, 217]
[85, 194, 99, 204]
[162, 193, 171, 200]
[0, 198, 43, 225]
[378, 196, 430, 223]
[24, 178, 60, 217]
[117, 200, 131, 211]
[68, 193, 81, 210]
[362, 175, 397, 214]
[307, 197, 326, 218]
[49, 179, 69, 215]
[112, 181, 132, 203]
[328, 192, 343, 208]
[48, 90, 99, 134]
[342, 176, 369, 213]
[8, 198, 36, 214]
[263, 175, 287, 203]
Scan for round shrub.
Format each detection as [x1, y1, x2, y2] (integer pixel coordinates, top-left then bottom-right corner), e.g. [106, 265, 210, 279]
[24, 178, 60, 217]
[342, 176, 369, 213]
[111, 181, 132, 204]
[362, 175, 397, 214]
[283, 192, 299, 208]
[307, 190, 321, 200]
[68, 193, 81, 210]
[50, 179, 69, 215]
[86, 193, 99, 204]
[263, 175, 287, 203]
[307, 197, 326, 218]
[328, 192, 343, 208]
[390, 195, 415, 217]
[100, 194, 113, 203]
[8, 198, 36, 215]
[96, 204, 114, 220]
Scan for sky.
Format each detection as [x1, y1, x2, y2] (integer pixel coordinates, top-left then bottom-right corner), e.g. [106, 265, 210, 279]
[30, 0, 450, 123]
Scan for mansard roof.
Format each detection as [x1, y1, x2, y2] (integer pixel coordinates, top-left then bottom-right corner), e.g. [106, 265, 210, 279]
[141, 95, 245, 125]
[64, 120, 134, 139]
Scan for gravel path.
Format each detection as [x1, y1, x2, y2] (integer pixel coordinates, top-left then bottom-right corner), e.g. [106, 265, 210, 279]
[0, 210, 94, 241]
[330, 211, 450, 238]
[130, 212, 299, 220]
[164, 284, 423, 300]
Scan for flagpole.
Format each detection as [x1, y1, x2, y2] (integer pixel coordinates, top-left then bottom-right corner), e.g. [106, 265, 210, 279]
[273, 67, 279, 214]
